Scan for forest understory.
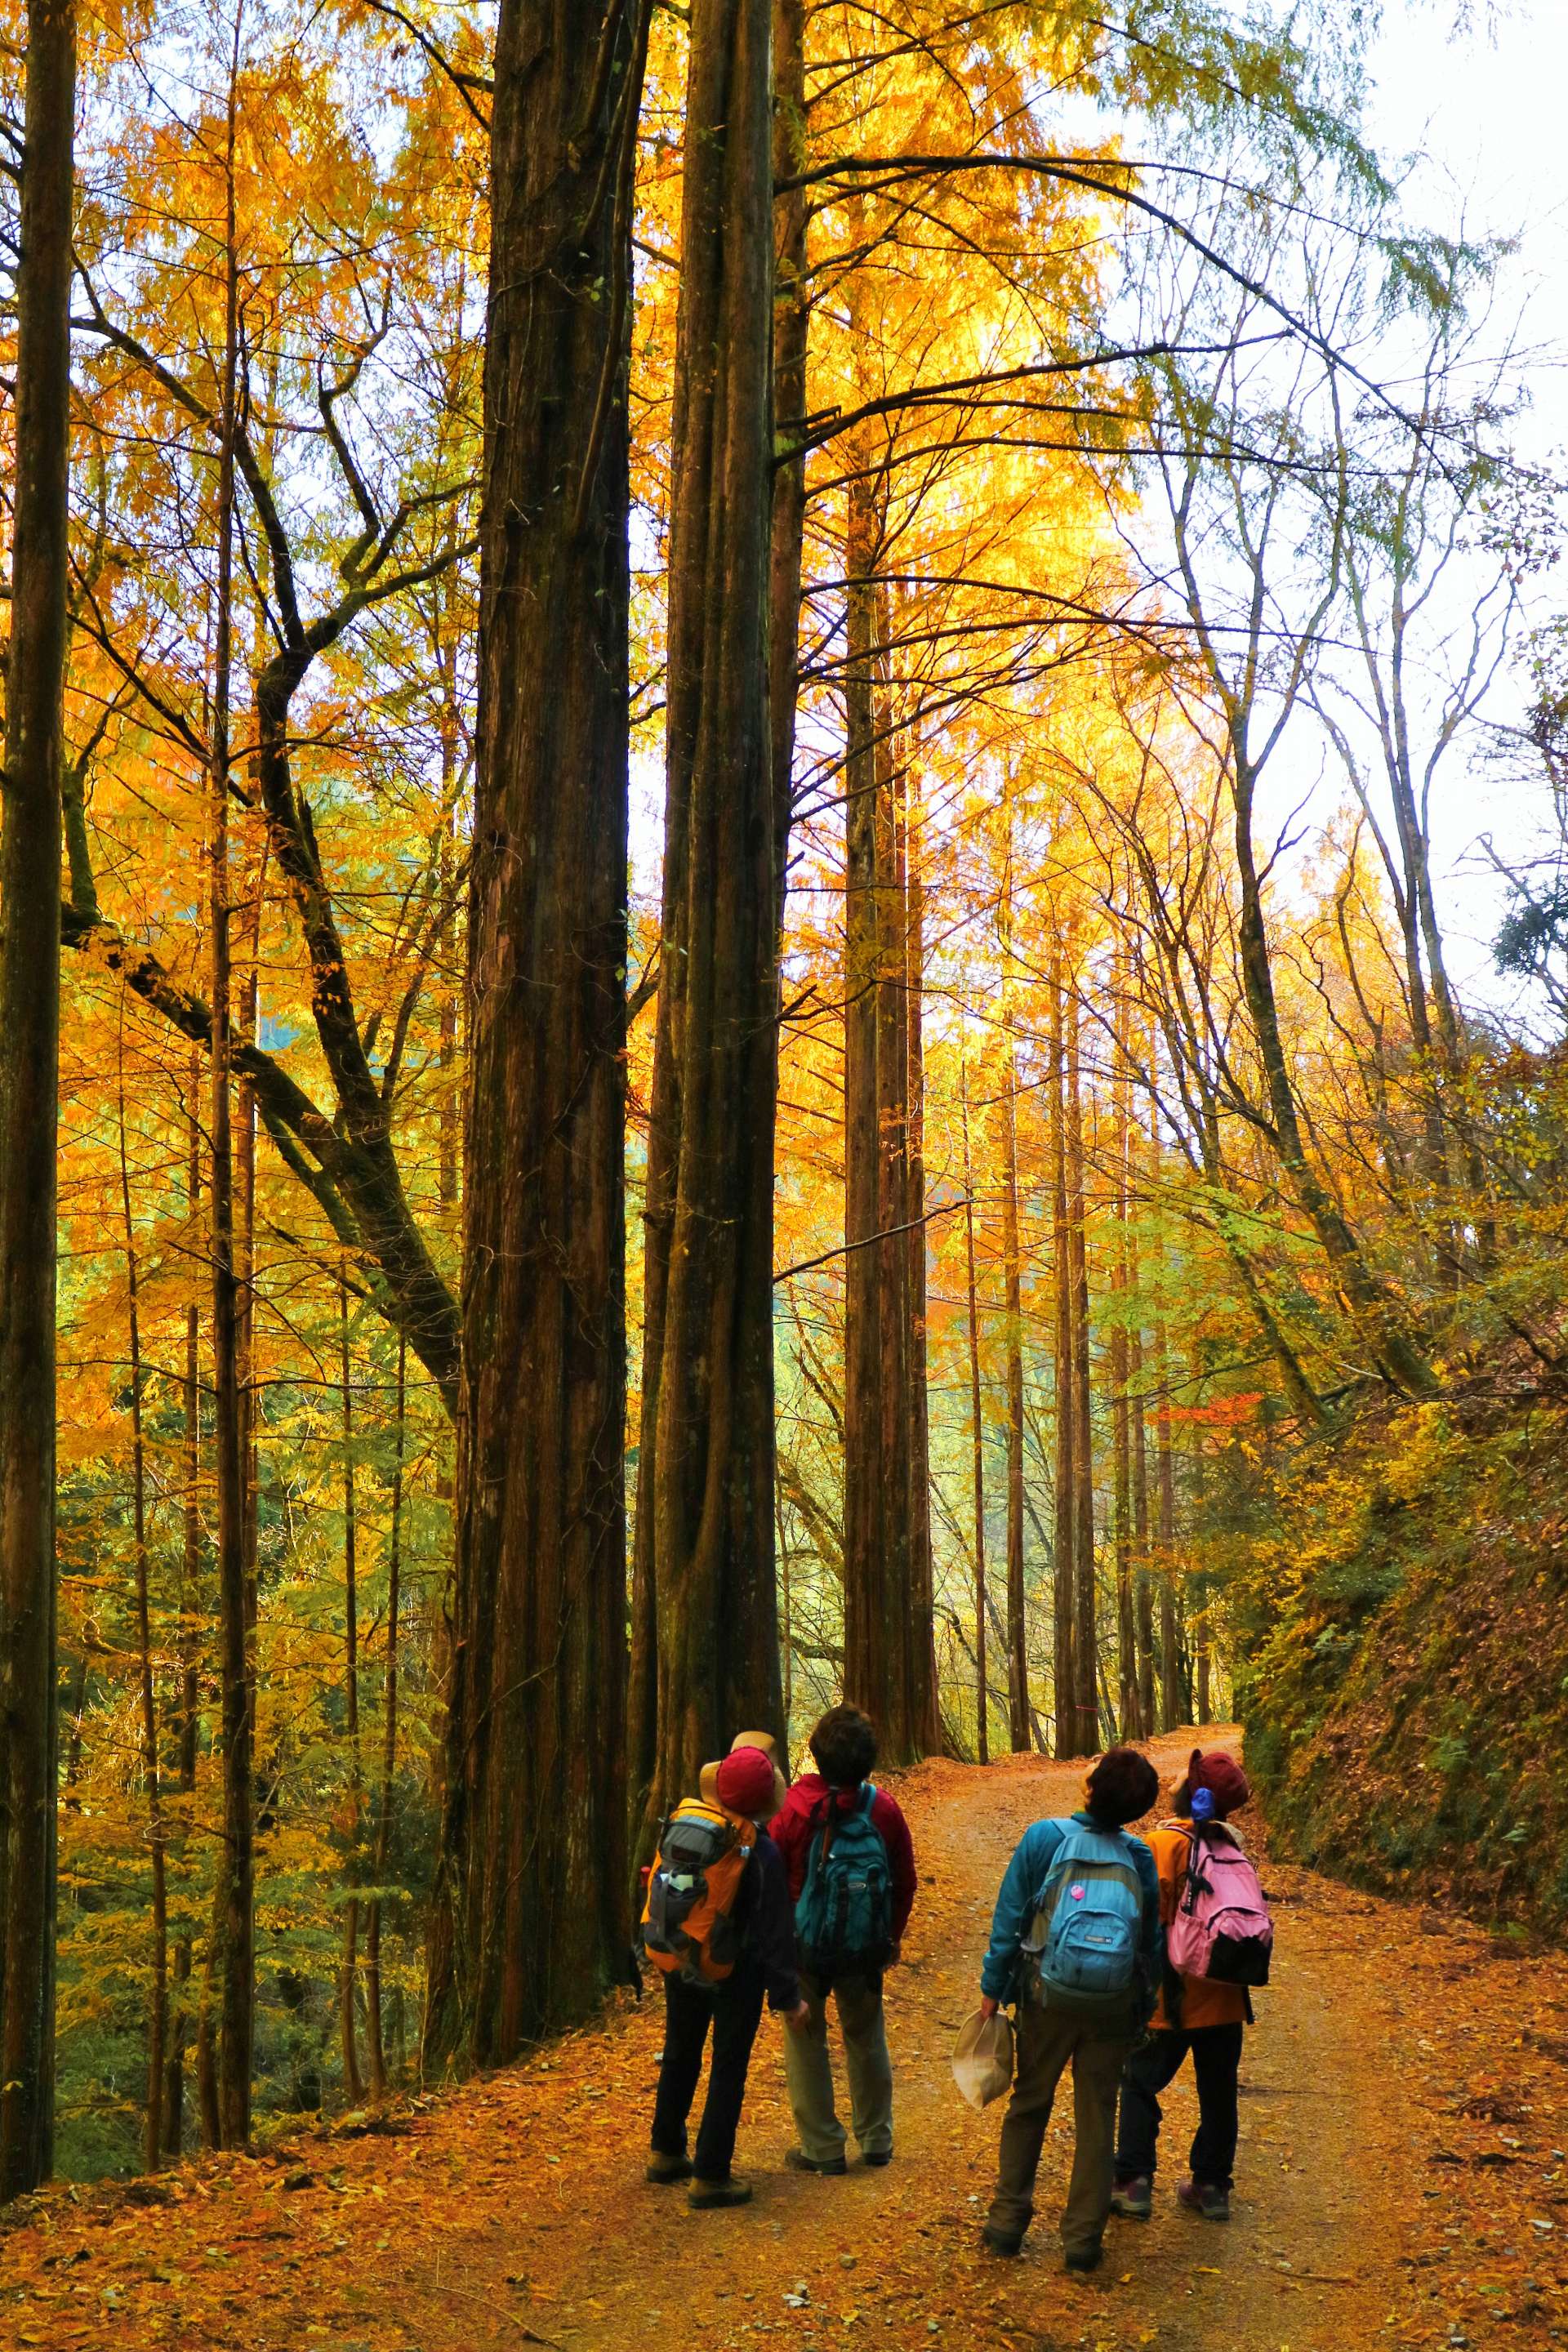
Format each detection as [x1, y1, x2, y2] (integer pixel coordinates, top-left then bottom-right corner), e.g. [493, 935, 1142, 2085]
[5, 1734, 1567, 2352]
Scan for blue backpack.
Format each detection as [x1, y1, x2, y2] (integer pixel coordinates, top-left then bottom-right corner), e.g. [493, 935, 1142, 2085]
[795, 1785, 893, 1979]
[1022, 1820, 1144, 2012]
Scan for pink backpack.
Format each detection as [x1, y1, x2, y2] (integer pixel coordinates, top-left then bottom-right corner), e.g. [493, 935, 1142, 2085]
[1165, 1823, 1273, 1987]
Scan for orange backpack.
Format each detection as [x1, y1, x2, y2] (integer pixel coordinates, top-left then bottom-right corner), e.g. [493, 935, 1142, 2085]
[642, 1799, 757, 1984]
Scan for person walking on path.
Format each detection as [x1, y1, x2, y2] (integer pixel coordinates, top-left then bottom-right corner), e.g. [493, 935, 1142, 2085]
[771, 1705, 918, 2174]
[644, 1743, 807, 2209]
[1112, 1748, 1258, 2225]
[978, 1747, 1161, 2272]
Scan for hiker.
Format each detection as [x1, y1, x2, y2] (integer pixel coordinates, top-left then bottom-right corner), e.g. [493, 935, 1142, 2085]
[977, 1747, 1162, 2272]
[1112, 1747, 1271, 2225]
[771, 1704, 918, 2174]
[643, 1742, 808, 2209]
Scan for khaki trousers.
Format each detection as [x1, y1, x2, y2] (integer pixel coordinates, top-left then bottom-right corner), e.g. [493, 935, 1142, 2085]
[987, 2000, 1133, 2256]
[782, 1967, 893, 2163]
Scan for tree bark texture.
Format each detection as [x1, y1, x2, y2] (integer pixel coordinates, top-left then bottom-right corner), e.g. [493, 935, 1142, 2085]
[424, 0, 642, 2069]
[840, 493, 934, 1764]
[0, 0, 74, 2202]
[633, 0, 782, 1845]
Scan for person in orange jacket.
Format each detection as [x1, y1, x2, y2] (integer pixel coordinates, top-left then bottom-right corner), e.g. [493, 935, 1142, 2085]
[1110, 1748, 1254, 2224]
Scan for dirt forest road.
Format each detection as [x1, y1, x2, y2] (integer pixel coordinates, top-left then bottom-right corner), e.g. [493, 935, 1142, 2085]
[5, 1731, 1568, 2352]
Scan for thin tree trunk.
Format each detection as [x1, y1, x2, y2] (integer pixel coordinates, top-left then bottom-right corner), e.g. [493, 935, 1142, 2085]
[1132, 1318, 1154, 1739]
[1111, 1205, 1134, 1739]
[1049, 957, 1076, 1759]
[210, 51, 254, 2146]
[425, 0, 642, 2068]
[1231, 763, 1433, 1396]
[1001, 1035, 1029, 1754]
[365, 1332, 403, 2098]
[338, 1277, 364, 2107]
[118, 1047, 167, 2172]
[1067, 986, 1098, 1753]
[635, 0, 782, 1842]
[960, 1068, 989, 1766]
[167, 1059, 202, 2158]
[0, 0, 74, 2201]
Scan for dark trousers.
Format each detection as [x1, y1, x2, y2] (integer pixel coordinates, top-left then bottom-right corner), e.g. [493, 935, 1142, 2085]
[1116, 2023, 1244, 2190]
[988, 2002, 1133, 2257]
[650, 1965, 767, 2181]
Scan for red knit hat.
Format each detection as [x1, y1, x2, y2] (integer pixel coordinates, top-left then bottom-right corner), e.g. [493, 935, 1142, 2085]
[1176, 1748, 1251, 1820]
[715, 1745, 777, 1818]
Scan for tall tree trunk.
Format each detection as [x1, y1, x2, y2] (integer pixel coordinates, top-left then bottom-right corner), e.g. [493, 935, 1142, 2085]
[635, 0, 782, 1839]
[1049, 958, 1076, 1759]
[1067, 986, 1098, 1753]
[960, 1068, 988, 1766]
[1132, 1316, 1154, 1740]
[338, 1279, 364, 2106]
[1001, 1027, 1029, 1755]
[902, 763, 938, 1755]
[118, 1052, 167, 2171]
[0, 0, 74, 2202]
[165, 1080, 203, 2157]
[841, 525, 931, 1762]
[1155, 1272, 1181, 1731]
[1111, 1205, 1135, 1739]
[209, 60, 253, 2146]
[365, 1333, 404, 2099]
[425, 0, 643, 2069]
[768, 0, 808, 911]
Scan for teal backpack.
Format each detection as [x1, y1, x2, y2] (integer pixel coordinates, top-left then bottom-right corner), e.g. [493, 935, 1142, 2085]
[1022, 1820, 1144, 2012]
[795, 1785, 893, 1979]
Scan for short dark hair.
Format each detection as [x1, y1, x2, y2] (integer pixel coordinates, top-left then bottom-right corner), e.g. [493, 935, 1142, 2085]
[810, 1704, 878, 1788]
[1085, 1746, 1158, 1829]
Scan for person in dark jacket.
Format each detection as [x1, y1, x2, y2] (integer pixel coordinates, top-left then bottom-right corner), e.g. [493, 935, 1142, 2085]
[978, 1747, 1161, 2272]
[770, 1706, 918, 2172]
[647, 1744, 805, 2208]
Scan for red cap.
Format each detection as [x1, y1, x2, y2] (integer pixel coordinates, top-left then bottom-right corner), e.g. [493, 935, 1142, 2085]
[715, 1745, 777, 1818]
[1181, 1748, 1251, 1819]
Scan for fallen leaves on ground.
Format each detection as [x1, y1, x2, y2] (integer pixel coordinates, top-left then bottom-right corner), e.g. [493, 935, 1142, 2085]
[2, 1735, 1565, 2352]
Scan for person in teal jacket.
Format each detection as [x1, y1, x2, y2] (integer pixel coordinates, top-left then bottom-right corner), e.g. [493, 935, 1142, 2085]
[977, 1748, 1161, 2272]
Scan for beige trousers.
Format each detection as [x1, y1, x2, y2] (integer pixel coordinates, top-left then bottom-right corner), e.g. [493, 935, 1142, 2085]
[783, 1967, 893, 2162]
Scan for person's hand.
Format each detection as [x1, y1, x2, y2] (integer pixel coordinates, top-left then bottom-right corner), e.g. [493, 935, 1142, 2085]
[782, 2000, 810, 2030]
[978, 1994, 1000, 2021]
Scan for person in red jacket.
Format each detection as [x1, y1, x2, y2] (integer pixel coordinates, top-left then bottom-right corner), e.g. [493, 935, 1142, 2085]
[770, 1706, 917, 2172]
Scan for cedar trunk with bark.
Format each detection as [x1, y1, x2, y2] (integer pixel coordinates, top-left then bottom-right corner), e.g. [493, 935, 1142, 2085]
[840, 498, 935, 1764]
[632, 0, 782, 1841]
[0, 0, 74, 2199]
[423, 0, 642, 2067]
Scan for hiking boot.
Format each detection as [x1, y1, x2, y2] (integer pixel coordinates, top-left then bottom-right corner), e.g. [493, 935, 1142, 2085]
[689, 2176, 753, 2209]
[645, 2150, 693, 2185]
[785, 2147, 848, 2176]
[1177, 2176, 1231, 2221]
[1111, 2174, 1152, 2220]
[1063, 2242, 1103, 2274]
[981, 2223, 1023, 2257]
[861, 2149, 893, 2168]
